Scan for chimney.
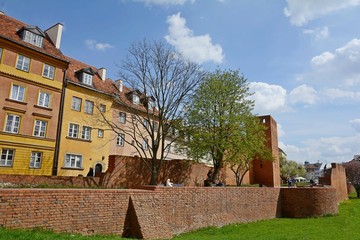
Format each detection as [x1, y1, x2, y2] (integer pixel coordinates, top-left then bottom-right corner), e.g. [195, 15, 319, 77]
[98, 67, 106, 81]
[45, 23, 63, 49]
[115, 80, 123, 92]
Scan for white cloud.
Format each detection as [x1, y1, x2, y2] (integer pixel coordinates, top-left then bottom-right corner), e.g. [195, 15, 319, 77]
[299, 38, 360, 89]
[350, 119, 360, 132]
[85, 39, 114, 51]
[311, 51, 334, 65]
[132, 0, 194, 6]
[322, 88, 360, 101]
[248, 82, 288, 114]
[165, 12, 224, 64]
[284, 0, 360, 26]
[289, 84, 318, 105]
[303, 26, 329, 40]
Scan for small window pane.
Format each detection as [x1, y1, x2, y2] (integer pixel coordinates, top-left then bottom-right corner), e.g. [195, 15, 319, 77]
[71, 97, 81, 111]
[38, 91, 50, 108]
[43, 64, 55, 79]
[11, 84, 25, 102]
[1, 149, 14, 166]
[84, 100, 94, 114]
[30, 152, 42, 168]
[16, 55, 30, 72]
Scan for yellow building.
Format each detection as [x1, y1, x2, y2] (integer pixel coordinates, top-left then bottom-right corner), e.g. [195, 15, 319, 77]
[0, 13, 68, 175]
[56, 57, 116, 176]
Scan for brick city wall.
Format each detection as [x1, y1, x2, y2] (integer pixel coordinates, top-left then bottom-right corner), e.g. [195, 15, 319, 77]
[0, 187, 338, 239]
[319, 163, 348, 202]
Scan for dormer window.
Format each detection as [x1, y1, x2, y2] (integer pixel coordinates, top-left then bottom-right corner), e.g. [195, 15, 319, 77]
[132, 93, 140, 105]
[76, 68, 94, 86]
[19, 26, 46, 48]
[148, 99, 155, 110]
[82, 73, 93, 86]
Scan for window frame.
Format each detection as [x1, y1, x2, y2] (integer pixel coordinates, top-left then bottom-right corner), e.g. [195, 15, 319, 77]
[16, 55, 30, 72]
[29, 151, 42, 168]
[23, 30, 43, 48]
[42, 64, 55, 79]
[4, 114, 21, 133]
[68, 123, 79, 138]
[119, 112, 126, 124]
[0, 149, 15, 167]
[97, 129, 104, 138]
[64, 154, 82, 169]
[33, 119, 47, 137]
[10, 84, 26, 102]
[81, 126, 91, 140]
[82, 73, 93, 86]
[38, 91, 51, 108]
[84, 100, 94, 114]
[117, 133, 125, 147]
[71, 97, 82, 111]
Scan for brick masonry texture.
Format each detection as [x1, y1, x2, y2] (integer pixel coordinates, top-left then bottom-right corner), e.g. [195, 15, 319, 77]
[0, 187, 338, 239]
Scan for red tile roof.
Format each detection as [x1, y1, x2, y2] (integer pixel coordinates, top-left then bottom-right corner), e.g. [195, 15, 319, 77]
[0, 13, 66, 61]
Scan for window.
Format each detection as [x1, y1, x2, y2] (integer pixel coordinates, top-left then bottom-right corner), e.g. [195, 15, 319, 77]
[16, 55, 30, 72]
[82, 73, 93, 85]
[1, 149, 14, 167]
[119, 112, 126, 124]
[68, 123, 79, 138]
[43, 64, 55, 79]
[64, 154, 82, 168]
[117, 133, 125, 147]
[84, 100, 94, 114]
[143, 119, 149, 129]
[148, 99, 155, 109]
[10, 84, 25, 102]
[132, 93, 140, 105]
[30, 152, 42, 168]
[33, 120, 47, 137]
[38, 91, 50, 108]
[81, 126, 91, 140]
[99, 104, 106, 113]
[5, 114, 20, 133]
[71, 97, 82, 111]
[97, 129, 104, 138]
[0, 48, 2, 61]
[142, 138, 149, 150]
[24, 30, 43, 47]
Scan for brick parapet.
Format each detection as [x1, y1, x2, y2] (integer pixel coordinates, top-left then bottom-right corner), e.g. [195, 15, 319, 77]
[0, 187, 338, 239]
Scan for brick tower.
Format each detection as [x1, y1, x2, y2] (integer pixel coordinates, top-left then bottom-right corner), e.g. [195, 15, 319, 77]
[250, 115, 280, 187]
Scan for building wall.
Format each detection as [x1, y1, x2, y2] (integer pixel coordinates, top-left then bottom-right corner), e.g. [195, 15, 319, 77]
[0, 39, 67, 175]
[56, 83, 112, 176]
[0, 187, 338, 239]
[251, 115, 280, 187]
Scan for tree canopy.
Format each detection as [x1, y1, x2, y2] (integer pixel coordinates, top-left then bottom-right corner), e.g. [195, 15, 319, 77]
[185, 69, 265, 184]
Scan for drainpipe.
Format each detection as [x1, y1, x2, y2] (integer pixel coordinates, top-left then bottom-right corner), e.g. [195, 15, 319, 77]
[52, 68, 68, 176]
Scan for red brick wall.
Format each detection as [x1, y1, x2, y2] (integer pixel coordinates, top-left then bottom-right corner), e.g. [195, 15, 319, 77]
[319, 163, 348, 202]
[0, 187, 338, 239]
[281, 187, 338, 218]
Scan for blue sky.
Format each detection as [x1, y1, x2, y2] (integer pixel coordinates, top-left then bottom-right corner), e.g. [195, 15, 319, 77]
[2, 0, 360, 164]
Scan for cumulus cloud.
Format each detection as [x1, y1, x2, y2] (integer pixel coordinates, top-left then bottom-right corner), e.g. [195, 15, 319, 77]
[289, 84, 318, 105]
[322, 88, 360, 101]
[350, 119, 360, 132]
[303, 26, 329, 40]
[248, 82, 288, 114]
[165, 12, 224, 64]
[85, 39, 114, 51]
[300, 38, 360, 88]
[284, 0, 360, 26]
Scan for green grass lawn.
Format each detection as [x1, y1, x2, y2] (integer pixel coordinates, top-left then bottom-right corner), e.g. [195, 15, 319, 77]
[1, 194, 359, 240]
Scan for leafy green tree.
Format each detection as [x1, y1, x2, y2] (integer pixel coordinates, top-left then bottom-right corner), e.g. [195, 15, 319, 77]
[280, 157, 306, 183]
[227, 116, 273, 186]
[185, 69, 255, 184]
